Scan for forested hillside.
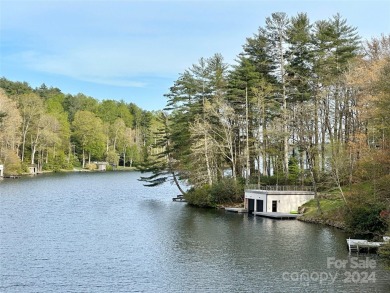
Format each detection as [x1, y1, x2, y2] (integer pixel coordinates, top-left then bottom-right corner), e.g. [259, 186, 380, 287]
[0, 78, 161, 174]
[141, 13, 390, 238]
[1, 10, 389, 265]
[147, 13, 388, 188]
[1, 12, 389, 226]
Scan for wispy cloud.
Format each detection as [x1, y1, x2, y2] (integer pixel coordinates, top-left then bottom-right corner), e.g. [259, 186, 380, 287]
[11, 49, 148, 88]
[2, 0, 389, 110]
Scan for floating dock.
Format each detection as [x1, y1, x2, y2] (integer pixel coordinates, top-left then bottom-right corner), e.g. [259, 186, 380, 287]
[225, 208, 248, 213]
[253, 212, 301, 219]
[347, 238, 388, 253]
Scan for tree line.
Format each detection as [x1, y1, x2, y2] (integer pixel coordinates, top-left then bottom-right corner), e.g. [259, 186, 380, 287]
[0, 78, 160, 174]
[142, 12, 390, 215]
[1, 11, 390, 242]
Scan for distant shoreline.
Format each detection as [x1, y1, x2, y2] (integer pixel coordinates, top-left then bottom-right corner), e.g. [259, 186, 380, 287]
[1, 166, 139, 179]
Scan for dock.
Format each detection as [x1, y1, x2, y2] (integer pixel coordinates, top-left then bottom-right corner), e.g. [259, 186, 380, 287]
[172, 196, 186, 202]
[347, 238, 388, 253]
[225, 208, 248, 213]
[4, 175, 21, 179]
[253, 212, 301, 219]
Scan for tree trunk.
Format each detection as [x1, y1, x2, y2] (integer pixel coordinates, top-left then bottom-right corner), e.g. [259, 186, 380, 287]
[172, 171, 187, 196]
[245, 86, 250, 184]
[307, 149, 322, 214]
[21, 121, 30, 162]
[204, 128, 213, 186]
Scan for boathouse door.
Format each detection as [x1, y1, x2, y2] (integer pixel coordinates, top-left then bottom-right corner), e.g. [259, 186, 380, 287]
[256, 200, 263, 212]
[272, 200, 277, 212]
[248, 199, 255, 214]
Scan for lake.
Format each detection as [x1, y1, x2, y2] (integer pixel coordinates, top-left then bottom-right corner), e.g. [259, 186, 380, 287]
[1, 171, 389, 292]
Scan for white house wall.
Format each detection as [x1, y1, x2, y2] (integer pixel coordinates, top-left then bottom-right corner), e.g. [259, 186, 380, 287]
[245, 191, 267, 200]
[266, 193, 314, 213]
[245, 190, 315, 213]
[245, 190, 267, 212]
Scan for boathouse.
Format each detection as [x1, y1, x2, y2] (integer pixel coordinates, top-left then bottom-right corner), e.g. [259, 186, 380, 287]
[28, 164, 38, 175]
[0, 164, 3, 177]
[245, 186, 315, 214]
[96, 162, 108, 171]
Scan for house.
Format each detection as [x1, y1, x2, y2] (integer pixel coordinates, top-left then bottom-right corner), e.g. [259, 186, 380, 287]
[0, 165, 3, 177]
[245, 186, 315, 214]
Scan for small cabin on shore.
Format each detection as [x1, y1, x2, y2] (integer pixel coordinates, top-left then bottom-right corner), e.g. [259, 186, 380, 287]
[245, 186, 315, 214]
[96, 162, 108, 171]
[0, 164, 3, 177]
[28, 164, 38, 175]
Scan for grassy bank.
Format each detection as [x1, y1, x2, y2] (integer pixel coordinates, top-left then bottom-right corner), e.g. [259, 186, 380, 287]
[298, 194, 347, 229]
[299, 186, 389, 238]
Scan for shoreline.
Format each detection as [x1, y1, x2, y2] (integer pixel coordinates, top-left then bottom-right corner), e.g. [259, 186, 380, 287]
[297, 215, 347, 230]
[1, 167, 139, 179]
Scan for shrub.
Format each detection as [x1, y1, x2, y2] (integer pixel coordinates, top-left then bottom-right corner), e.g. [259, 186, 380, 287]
[185, 185, 213, 207]
[376, 174, 390, 202]
[379, 241, 390, 269]
[344, 202, 388, 236]
[185, 177, 244, 208]
[43, 152, 73, 171]
[85, 163, 97, 170]
[209, 178, 244, 204]
[2, 149, 22, 175]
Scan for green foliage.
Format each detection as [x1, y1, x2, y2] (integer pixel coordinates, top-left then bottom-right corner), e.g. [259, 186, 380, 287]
[85, 163, 97, 170]
[208, 178, 244, 204]
[288, 156, 301, 184]
[106, 148, 119, 166]
[376, 174, 390, 202]
[0, 77, 32, 96]
[301, 197, 345, 215]
[286, 13, 313, 102]
[63, 93, 99, 122]
[185, 178, 244, 207]
[43, 151, 73, 171]
[184, 185, 213, 207]
[0, 78, 153, 174]
[1, 149, 23, 175]
[344, 202, 388, 236]
[97, 100, 125, 124]
[0, 12, 382, 213]
[379, 241, 390, 269]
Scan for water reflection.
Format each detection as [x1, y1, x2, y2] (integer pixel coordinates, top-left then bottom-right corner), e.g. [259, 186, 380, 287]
[1, 172, 389, 292]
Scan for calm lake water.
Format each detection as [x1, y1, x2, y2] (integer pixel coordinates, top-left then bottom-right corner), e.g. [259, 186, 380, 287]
[1, 171, 389, 292]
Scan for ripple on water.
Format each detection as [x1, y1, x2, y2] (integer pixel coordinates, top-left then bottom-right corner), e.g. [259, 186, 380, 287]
[1, 172, 390, 292]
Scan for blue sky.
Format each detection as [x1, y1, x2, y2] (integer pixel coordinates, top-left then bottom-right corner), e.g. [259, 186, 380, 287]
[1, 0, 389, 111]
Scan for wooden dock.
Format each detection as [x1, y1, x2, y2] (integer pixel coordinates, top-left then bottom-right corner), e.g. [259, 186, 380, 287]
[225, 208, 248, 213]
[4, 175, 21, 179]
[253, 212, 301, 219]
[347, 238, 387, 253]
[172, 196, 186, 202]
